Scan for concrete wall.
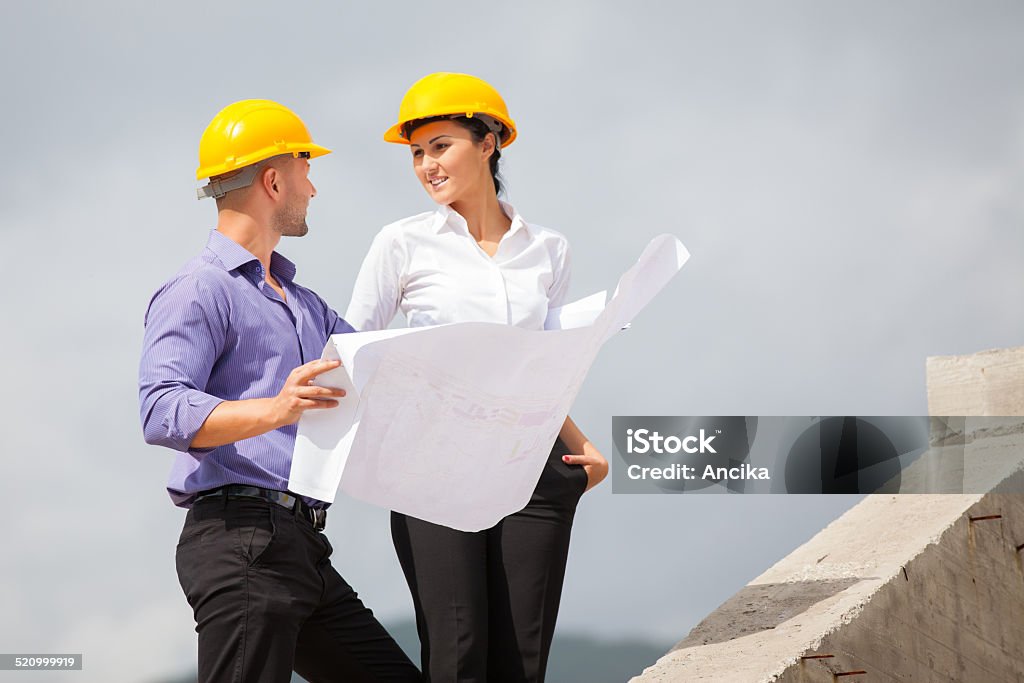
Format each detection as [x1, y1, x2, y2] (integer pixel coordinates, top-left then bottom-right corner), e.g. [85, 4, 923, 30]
[927, 346, 1024, 417]
[632, 347, 1024, 682]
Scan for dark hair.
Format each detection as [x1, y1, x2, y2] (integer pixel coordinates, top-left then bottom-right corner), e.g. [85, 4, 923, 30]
[403, 115, 505, 196]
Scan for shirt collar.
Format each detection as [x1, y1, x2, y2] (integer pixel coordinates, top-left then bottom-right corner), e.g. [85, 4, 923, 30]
[269, 251, 297, 283]
[205, 229, 297, 283]
[433, 201, 530, 238]
[501, 200, 530, 238]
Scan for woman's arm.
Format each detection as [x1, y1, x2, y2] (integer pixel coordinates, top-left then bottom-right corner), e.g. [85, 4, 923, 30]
[344, 227, 404, 332]
[558, 415, 608, 492]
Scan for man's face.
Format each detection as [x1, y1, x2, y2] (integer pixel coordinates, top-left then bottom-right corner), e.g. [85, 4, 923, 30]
[272, 156, 317, 237]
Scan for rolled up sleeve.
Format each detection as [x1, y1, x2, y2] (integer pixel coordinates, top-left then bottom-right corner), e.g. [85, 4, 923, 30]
[138, 273, 227, 452]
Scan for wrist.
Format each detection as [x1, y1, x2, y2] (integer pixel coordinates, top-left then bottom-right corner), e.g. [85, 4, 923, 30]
[259, 397, 286, 432]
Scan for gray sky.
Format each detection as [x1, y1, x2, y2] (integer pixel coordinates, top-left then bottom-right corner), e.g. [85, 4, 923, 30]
[2, 2, 1024, 681]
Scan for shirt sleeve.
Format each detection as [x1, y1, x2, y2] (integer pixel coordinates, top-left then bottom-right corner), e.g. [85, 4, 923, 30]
[344, 228, 404, 332]
[138, 273, 227, 453]
[547, 237, 572, 310]
[321, 298, 357, 336]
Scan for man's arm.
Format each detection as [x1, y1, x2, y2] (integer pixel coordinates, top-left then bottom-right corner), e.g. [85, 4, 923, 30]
[139, 273, 347, 452]
[191, 360, 345, 449]
[139, 274, 228, 451]
[320, 295, 357, 337]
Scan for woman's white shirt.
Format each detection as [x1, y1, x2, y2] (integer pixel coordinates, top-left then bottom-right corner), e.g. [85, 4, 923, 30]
[345, 201, 571, 332]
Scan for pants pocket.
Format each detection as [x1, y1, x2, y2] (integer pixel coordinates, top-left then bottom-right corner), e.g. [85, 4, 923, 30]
[573, 464, 590, 497]
[532, 438, 588, 505]
[239, 505, 278, 568]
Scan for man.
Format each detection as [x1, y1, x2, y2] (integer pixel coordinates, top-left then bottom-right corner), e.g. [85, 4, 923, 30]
[139, 100, 420, 683]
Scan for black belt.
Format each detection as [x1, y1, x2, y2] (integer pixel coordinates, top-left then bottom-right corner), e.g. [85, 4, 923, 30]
[194, 485, 327, 532]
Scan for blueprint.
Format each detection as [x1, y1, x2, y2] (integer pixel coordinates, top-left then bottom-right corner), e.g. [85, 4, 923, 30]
[289, 234, 690, 531]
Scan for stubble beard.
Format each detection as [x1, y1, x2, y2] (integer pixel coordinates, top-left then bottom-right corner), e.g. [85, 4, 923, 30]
[273, 198, 309, 237]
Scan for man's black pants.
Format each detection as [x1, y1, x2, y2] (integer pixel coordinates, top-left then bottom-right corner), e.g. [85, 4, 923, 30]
[390, 438, 588, 683]
[176, 494, 421, 683]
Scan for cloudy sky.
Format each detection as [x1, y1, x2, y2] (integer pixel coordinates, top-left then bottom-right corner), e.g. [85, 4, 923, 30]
[2, 2, 1023, 681]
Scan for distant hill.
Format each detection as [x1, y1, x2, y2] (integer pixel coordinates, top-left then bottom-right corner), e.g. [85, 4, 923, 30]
[544, 633, 670, 683]
[155, 619, 669, 683]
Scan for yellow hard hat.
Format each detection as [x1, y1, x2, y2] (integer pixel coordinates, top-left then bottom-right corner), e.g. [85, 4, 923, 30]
[384, 72, 517, 148]
[196, 99, 331, 181]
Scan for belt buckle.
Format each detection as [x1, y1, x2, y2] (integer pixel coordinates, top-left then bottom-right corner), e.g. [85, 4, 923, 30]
[307, 507, 326, 532]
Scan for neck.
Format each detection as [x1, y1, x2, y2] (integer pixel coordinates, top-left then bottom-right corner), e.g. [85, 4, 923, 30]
[451, 189, 509, 243]
[216, 208, 280, 274]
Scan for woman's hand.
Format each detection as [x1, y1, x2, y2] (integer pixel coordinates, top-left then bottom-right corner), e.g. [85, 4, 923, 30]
[562, 441, 608, 493]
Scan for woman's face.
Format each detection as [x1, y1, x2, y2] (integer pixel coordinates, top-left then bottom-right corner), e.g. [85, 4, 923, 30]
[408, 119, 494, 206]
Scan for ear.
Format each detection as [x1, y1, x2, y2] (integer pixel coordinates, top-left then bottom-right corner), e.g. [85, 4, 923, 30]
[260, 166, 281, 200]
[481, 132, 497, 160]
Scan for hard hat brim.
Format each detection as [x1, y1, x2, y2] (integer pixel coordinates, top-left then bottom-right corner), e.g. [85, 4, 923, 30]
[196, 142, 332, 180]
[383, 117, 516, 148]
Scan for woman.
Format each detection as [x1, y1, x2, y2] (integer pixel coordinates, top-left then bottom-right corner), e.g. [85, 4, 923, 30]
[345, 72, 608, 683]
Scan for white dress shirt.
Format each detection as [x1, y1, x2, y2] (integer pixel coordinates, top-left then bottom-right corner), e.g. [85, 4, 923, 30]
[345, 201, 571, 332]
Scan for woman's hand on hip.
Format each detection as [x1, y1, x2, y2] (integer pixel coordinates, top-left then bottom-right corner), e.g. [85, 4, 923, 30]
[562, 442, 608, 493]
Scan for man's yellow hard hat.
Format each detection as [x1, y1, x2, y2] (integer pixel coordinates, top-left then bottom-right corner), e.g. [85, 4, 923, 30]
[196, 99, 331, 180]
[384, 73, 517, 148]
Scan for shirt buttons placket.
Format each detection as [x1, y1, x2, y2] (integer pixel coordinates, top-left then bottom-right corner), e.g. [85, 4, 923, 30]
[490, 263, 509, 322]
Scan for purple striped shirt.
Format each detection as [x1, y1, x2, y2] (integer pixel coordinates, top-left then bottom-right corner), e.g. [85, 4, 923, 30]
[138, 229, 354, 508]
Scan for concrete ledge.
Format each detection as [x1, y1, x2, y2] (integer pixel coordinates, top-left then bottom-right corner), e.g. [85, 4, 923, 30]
[927, 346, 1024, 416]
[631, 347, 1024, 681]
[633, 474, 1024, 681]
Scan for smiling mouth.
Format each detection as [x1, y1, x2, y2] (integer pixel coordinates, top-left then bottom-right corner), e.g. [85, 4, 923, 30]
[428, 176, 448, 188]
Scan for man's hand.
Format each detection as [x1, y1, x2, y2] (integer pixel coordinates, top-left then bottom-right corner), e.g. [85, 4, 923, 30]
[268, 359, 348, 427]
[191, 359, 347, 450]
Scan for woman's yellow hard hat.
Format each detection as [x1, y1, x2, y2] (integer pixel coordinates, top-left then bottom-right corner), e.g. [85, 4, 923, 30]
[196, 99, 331, 180]
[384, 72, 517, 148]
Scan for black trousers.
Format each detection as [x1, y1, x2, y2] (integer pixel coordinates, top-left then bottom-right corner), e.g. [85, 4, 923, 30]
[390, 438, 588, 683]
[176, 493, 422, 683]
